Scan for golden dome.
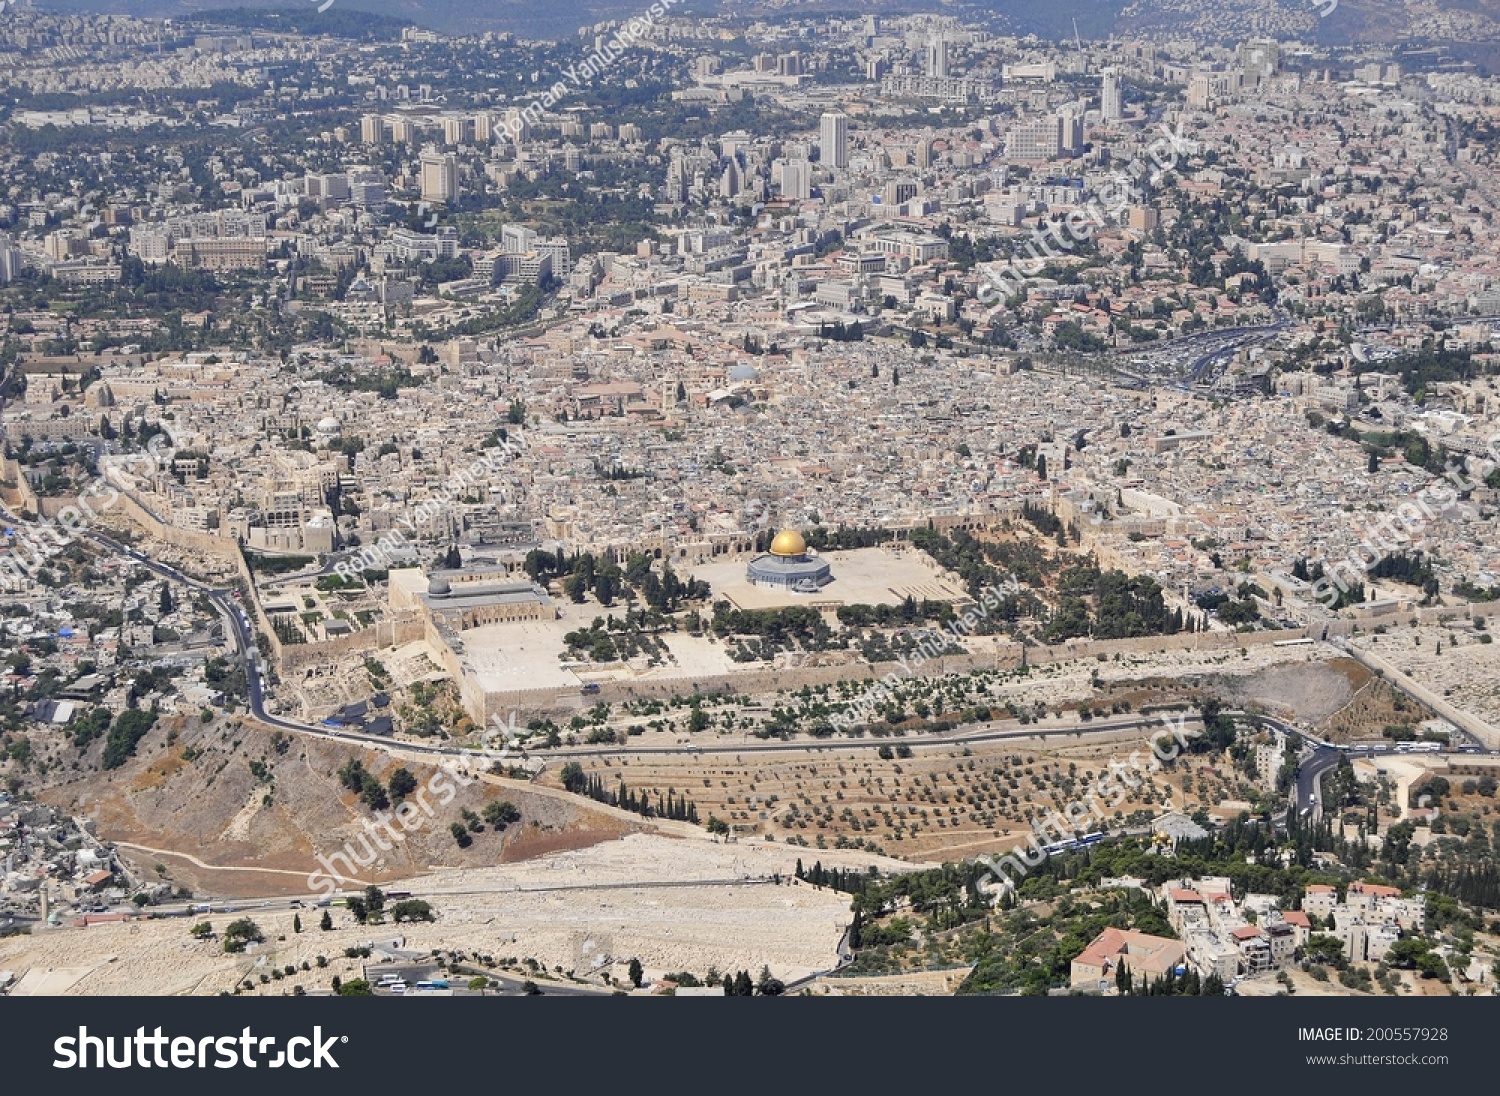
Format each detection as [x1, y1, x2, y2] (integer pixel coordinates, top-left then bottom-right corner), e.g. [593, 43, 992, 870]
[769, 529, 807, 557]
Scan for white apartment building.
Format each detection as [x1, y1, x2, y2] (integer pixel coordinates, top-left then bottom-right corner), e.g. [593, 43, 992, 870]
[419, 148, 460, 205]
[820, 111, 849, 170]
[1007, 115, 1062, 161]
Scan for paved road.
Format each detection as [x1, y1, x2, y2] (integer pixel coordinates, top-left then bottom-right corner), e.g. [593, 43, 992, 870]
[37, 541, 1225, 770]
[62, 522, 1486, 826]
[1219, 712, 1413, 821]
[449, 968, 610, 997]
[1238, 712, 1414, 819]
[1294, 746, 1342, 823]
[27, 503, 1497, 864]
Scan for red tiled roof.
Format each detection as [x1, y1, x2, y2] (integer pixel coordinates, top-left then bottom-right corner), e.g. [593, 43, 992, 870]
[1075, 926, 1129, 969]
[1073, 927, 1184, 977]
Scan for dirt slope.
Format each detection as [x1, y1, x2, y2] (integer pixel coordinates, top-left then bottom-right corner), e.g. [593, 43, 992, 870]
[31, 714, 637, 896]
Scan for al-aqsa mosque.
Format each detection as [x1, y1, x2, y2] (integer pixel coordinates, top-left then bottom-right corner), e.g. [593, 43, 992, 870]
[745, 528, 834, 593]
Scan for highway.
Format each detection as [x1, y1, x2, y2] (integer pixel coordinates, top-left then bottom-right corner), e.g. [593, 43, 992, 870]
[56, 521, 1467, 825]
[1294, 746, 1343, 824]
[11, 499, 1258, 785]
[57, 524, 1238, 769]
[18, 494, 1495, 900]
[1107, 315, 1292, 388]
[1229, 713, 1410, 821]
[434, 966, 611, 997]
[78, 525, 447, 752]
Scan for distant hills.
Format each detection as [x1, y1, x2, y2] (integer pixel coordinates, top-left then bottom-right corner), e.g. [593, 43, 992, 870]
[33, 0, 704, 38]
[30, 0, 1500, 53]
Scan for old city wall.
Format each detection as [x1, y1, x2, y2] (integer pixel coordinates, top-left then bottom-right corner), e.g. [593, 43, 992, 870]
[471, 625, 1313, 721]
